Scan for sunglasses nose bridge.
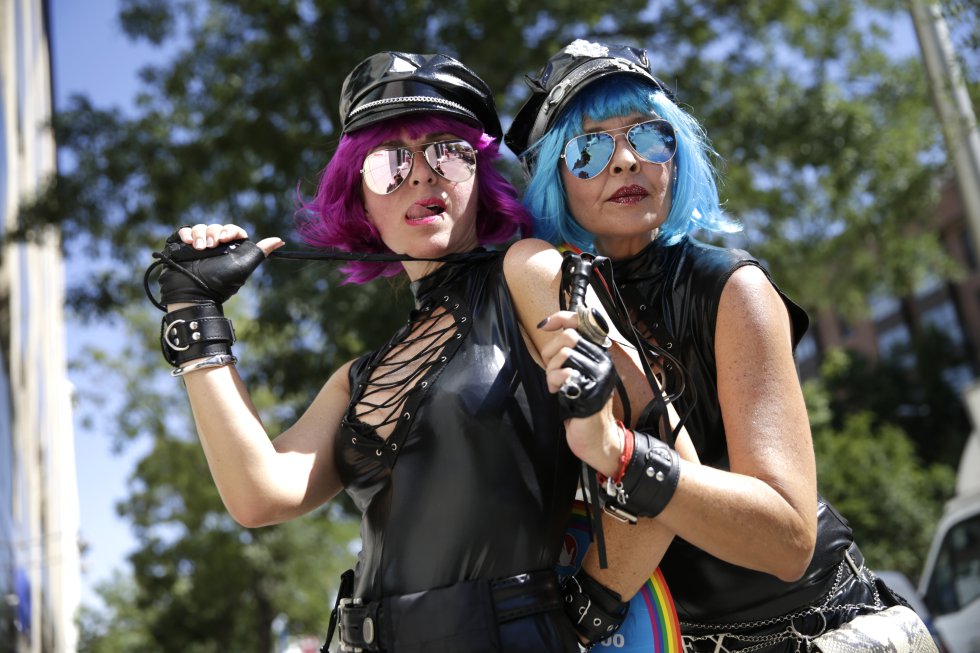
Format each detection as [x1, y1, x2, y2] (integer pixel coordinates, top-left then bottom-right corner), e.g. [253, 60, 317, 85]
[608, 132, 641, 172]
[404, 147, 437, 185]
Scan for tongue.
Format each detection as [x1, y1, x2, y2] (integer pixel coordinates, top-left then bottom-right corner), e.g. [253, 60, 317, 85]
[406, 204, 440, 220]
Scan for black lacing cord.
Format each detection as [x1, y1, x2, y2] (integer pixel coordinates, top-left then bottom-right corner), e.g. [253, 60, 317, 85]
[353, 306, 455, 431]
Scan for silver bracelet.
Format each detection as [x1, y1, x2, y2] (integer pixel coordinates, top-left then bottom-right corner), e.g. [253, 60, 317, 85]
[171, 354, 238, 377]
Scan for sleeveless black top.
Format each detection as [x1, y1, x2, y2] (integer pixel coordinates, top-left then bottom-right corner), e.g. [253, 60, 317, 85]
[611, 236, 855, 623]
[335, 252, 579, 601]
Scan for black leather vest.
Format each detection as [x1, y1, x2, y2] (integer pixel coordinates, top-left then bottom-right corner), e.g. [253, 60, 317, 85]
[611, 236, 855, 623]
[335, 252, 579, 601]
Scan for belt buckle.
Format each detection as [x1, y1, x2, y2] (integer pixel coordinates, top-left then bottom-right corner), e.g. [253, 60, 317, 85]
[338, 597, 376, 652]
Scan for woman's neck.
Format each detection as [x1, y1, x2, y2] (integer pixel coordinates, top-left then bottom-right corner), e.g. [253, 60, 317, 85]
[593, 229, 658, 261]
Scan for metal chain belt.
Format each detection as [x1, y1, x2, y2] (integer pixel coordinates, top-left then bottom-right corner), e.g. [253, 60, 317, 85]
[679, 557, 884, 653]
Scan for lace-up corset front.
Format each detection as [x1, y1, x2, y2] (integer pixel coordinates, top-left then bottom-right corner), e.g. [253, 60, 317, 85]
[334, 252, 579, 602]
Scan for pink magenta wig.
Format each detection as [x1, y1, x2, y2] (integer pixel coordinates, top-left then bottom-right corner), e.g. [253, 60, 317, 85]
[297, 115, 532, 284]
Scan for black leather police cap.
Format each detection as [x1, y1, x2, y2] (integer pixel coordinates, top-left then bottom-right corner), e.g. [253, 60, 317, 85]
[339, 51, 502, 139]
[505, 40, 674, 162]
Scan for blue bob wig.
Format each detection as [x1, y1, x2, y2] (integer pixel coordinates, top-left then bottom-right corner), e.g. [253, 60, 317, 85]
[520, 76, 740, 251]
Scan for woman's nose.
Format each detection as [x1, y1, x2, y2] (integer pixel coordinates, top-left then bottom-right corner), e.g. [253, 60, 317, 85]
[609, 134, 640, 174]
[408, 152, 435, 186]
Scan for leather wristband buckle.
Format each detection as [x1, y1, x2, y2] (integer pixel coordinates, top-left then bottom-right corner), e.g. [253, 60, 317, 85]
[602, 430, 680, 519]
[560, 570, 629, 646]
[160, 303, 236, 367]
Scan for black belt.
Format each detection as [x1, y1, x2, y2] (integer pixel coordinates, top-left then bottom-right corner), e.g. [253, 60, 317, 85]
[336, 570, 563, 652]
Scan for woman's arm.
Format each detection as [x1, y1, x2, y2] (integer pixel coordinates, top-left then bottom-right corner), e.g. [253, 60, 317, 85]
[163, 223, 348, 528]
[653, 264, 817, 581]
[503, 239, 682, 599]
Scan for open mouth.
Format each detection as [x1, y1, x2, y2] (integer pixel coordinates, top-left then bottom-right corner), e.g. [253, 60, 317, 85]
[406, 198, 447, 221]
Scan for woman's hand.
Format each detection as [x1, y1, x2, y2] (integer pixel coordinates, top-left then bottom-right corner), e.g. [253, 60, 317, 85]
[162, 223, 284, 311]
[177, 223, 284, 255]
[538, 310, 622, 476]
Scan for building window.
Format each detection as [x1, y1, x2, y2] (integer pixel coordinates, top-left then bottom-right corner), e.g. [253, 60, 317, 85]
[795, 331, 818, 365]
[868, 293, 902, 321]
[941, 364, 975, 394]
[920, 300, 965, 347]
[877, 322, 912, 363]
[963, 227, 978, 272]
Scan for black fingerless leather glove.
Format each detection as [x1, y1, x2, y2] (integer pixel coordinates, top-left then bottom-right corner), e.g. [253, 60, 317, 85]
[154, 231, 265, 309]
[558, 337, 616, 419]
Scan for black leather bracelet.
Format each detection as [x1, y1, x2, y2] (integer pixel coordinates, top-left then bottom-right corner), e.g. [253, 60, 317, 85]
[160, 303, 236, 367]
[560, 569, 630, 646]
[602, 429, 680, 520]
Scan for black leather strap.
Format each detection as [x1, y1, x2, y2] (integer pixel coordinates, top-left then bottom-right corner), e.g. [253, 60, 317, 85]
[603, 429, 680, 519]
[560, 569, 630, 646]
[160, 303, 236, 367]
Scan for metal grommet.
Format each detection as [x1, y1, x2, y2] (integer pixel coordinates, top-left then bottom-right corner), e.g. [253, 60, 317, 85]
[440, 356, 447, 362]
[666, 342, 673, 349]
[351, 437, 357, 444]
[403, 412, 411, 419]
[593, 618, 602, 627]
[443, 295, 449, 302]
[390, 443, 398, 451]
[421, 381, 428, 388]
[453, 303, 459, 309]
[639, 305, 647, 311]
[375, 449, 383, 456]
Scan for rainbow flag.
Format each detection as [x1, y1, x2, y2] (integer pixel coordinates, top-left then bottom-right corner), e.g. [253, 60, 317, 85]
[558, 502, 683, 652]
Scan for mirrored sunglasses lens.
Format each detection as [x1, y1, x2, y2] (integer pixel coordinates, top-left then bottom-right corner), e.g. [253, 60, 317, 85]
[629, 121, 677, 164]
[564, 133, 615, 179]
[363, 149, 412, 194]
[424, 141, 476, 182]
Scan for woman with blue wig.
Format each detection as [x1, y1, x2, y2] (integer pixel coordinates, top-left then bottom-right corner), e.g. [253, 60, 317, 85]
[146, 50, 633, 652]
[506, 39, 931, 652]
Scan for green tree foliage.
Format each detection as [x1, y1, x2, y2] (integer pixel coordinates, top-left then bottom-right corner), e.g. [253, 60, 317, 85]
[804, 344, 961, 578]
[817, 330, 971, 467]
[32, 0, 966, 648]
[810, 411, 955, 579]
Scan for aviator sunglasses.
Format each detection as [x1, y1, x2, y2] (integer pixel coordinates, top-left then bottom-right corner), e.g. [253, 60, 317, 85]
[361, 140, 478, 195]
[562, 119, 677, 180]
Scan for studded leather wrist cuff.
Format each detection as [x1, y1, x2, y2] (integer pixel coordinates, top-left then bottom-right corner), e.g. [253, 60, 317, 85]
[561, 570, 630, 646]
[602, 429, 680, 520]
[160, 303, 236, 367]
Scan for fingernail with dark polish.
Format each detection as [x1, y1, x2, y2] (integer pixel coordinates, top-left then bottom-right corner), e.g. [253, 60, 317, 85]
[536, 317, 549, 328]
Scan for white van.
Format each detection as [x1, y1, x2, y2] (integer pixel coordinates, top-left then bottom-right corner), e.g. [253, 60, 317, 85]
[917, 384, 980, 653]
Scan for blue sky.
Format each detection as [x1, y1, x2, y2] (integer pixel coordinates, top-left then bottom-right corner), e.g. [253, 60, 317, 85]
[50, 0, 169, 607]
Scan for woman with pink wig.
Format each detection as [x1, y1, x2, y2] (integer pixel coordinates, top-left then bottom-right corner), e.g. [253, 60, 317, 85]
[146, 51, 629, 651]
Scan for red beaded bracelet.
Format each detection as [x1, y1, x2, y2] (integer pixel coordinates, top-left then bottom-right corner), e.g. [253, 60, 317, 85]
[597, 420, 634, 485]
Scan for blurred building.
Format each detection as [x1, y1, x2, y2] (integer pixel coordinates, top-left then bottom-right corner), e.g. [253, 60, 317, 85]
[797, 178, 980, 395]
[0, 0, 80, 652]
